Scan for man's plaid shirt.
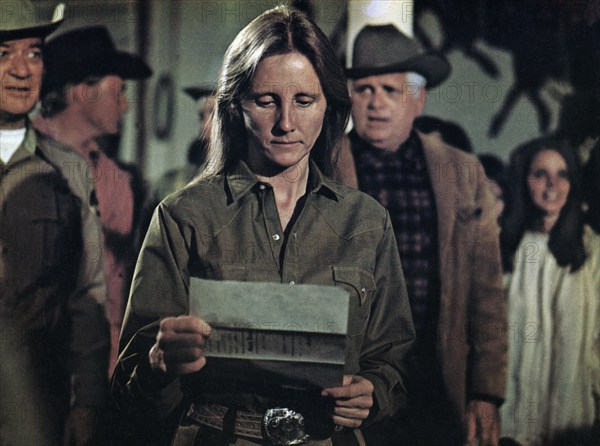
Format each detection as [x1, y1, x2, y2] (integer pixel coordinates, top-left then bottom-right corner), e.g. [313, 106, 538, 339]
[349, 130, 441, 342]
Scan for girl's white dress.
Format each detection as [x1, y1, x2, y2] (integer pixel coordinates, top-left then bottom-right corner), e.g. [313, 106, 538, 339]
[500, 227, 600, 445]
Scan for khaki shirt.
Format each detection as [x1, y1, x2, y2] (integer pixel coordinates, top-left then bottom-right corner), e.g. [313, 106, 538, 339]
[0, 123, 109, 410]
[113, 160, 415, 438]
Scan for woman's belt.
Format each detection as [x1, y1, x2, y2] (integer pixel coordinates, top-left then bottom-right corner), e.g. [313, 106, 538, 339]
[185, 402, 313, 445]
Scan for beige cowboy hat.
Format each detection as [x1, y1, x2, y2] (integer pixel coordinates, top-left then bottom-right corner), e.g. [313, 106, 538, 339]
[0, 0, 64, 40]
[346, 24, 451, 88]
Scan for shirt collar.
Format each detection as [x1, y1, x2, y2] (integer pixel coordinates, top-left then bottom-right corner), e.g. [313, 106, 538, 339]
[21, 120, 37, 156]
[349, 128, 423, 162]
[398, 130, 423, 162]
[2, 120, 38, 166]
[225, 160, 260, 202]
[225, 159, 345, 203]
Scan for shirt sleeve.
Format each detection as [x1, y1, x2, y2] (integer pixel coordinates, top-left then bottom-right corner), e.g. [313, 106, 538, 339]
[68, 171, 111, 408]
[111, 203, 190, 422]
[584, 229, 600, 410]
[357, 212, 416, 423]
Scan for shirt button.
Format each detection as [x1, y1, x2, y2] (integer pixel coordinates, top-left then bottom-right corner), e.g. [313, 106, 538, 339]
[259, 184, 266, 190]
[289, 281, 295, 286]
[272, 233, 280, 241]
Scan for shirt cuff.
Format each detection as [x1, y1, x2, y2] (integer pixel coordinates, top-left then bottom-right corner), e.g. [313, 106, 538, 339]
[130, 354, 173, 396]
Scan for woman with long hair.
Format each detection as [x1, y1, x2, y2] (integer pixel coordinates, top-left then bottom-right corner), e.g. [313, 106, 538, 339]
[111, 6, 415, 446]
[499, 137, 599, 445]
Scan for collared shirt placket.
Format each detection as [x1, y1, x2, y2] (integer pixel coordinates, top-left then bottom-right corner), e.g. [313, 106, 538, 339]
[257, 182, 284, 275]
[256, 181, 302, 286]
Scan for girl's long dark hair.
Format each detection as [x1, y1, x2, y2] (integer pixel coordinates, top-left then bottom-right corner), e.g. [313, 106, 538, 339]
[501, 137, 586, 272]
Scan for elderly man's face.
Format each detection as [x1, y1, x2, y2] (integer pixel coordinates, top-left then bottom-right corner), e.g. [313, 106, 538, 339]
[350, 72, 425, 152]
[0, 37, 43, 129]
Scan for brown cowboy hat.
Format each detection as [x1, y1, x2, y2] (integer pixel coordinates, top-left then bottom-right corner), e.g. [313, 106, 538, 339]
[41, 26, 152, 95]
[346, 24, 451, 88]
[0, 0, 64, 40]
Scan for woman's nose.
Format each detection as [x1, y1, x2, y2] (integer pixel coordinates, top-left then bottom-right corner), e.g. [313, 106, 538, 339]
[277, 103, 296, 132]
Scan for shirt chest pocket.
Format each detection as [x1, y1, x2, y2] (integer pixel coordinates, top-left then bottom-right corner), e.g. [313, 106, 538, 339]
[332, 266, 376, 336]
[2, 193, 73, 283]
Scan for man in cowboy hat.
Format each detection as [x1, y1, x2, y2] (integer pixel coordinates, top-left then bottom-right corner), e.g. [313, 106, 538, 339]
[338, 24, 507, 446]
[1, 2, 110, 445]
[35, 26, 153, 376]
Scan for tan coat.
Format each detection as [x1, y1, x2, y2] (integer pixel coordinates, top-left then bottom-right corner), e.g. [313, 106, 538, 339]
[339, 131, 507, 421]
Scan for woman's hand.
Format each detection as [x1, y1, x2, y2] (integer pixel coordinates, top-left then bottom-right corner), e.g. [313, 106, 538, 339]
[321, 375, 374, 428]
[149, 315, 212, 377]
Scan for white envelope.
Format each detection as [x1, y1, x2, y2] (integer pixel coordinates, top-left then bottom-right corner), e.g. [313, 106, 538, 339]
[189, 278, 350, 389]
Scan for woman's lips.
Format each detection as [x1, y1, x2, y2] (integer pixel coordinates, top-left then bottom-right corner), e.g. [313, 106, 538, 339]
[272, 140, 300, 145]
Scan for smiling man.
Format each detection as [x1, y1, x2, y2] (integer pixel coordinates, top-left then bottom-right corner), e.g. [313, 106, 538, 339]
[1, 2, 110, 445]
[0, 38, 42, 129]
[337, 25, 508, 446]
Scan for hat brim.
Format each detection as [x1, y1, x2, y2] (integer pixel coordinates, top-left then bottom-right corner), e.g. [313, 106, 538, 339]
[183, 87, 215, 101]
[41, 49, 152, 96]
[110, 51, 152, 80]
[0, 4, 64, 41]
[0, 20, 62, 41]
[71, 51, 153, 81]
[346, 53, 451, 88]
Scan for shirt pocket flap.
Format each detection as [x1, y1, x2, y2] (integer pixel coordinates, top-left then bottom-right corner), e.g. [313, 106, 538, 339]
[332, 266, 376, 306]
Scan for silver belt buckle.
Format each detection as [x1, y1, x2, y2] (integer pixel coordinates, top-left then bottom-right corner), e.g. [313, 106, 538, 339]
[262, 408, 311, 445]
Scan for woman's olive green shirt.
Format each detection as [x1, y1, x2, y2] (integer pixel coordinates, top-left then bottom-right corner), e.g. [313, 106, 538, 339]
[113, 160, 415, 429]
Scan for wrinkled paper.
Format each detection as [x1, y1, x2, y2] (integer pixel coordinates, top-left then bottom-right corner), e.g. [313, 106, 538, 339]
[189, 279, 349, 389]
